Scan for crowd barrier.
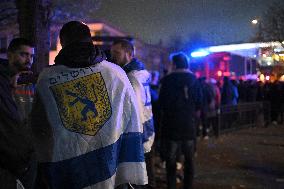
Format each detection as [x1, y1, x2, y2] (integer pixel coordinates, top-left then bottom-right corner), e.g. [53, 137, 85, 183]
[217, 101, 271, 135]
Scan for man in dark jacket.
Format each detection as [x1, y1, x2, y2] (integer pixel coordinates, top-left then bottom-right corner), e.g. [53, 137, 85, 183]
[0, 38, 36, 189]
[159, 52, 202, 189]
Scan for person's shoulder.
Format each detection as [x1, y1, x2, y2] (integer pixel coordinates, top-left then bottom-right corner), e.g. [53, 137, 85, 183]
[37, 65, 65, 83]
[127, 68, 151, 81]
[181, 71, 196, 78]
[0, 58, 8, 65]
[98, 60, 122, 70]
[39, 65, 57, 75]
[0, 58, 8, 71]
[97, 60, 125, 75]
[96, 60, 130, 82]
[165, 71, 195, 79]
[0, 59, 10, 79]
[183, 72, 198, 83]
[161, 72, 175, 81]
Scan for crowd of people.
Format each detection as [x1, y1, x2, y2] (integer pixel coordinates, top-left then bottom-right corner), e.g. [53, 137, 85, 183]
[237, 79, 284, 124]
[1, 21, 153, 189]
[1, 20, 284, 189]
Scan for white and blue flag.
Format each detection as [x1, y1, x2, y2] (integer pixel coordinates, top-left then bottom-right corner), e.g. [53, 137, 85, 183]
[123, 59, 155, 153]
[31, 60, 147, 189]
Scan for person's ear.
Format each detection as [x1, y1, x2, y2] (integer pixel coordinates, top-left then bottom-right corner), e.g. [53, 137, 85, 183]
[126, 52, 132, 62]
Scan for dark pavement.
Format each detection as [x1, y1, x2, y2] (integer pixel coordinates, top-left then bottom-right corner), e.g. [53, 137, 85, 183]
[154, 125, 284, 189]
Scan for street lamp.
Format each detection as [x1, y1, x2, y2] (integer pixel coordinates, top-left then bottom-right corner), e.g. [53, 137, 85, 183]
[251, 18, 263, 42]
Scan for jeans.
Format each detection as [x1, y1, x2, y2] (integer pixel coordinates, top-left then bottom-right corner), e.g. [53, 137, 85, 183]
[145, 151, 156, 188]
[19, 153, 37, 189]
[166, 140, 194, 189]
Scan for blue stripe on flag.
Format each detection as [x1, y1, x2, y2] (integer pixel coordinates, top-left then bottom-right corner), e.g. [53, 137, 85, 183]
[142, 118, 155, 143]
[41, 132, 144, 189]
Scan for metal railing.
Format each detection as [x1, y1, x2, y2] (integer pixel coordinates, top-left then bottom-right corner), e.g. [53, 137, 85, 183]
[217, 101, 271, 135]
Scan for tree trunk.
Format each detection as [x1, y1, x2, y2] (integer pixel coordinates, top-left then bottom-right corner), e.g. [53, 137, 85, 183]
[16, 0, 51, 74]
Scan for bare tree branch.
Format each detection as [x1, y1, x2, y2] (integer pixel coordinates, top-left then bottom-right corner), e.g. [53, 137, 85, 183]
[261, 4, 284, 41]
[0, 0, 17, 26]
[51, 0, 102, 22]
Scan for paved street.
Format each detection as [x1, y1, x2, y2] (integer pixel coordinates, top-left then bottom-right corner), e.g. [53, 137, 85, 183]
[155, 125, 284, 189]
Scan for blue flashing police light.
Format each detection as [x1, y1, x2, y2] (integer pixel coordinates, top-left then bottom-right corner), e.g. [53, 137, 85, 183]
[190, 50, 209, 58]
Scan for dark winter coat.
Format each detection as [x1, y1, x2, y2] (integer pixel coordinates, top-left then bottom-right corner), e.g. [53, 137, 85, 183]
[159, 70, 202, 141]
[0, 60, 35, 188]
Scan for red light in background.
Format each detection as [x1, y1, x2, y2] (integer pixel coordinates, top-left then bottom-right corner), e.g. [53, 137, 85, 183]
[223, 72, 231, 77]
[195, 71, 201, 78]
[223, 56, 230, 61]
[217, 70, 222, 77]
[219, 61, 225, 70]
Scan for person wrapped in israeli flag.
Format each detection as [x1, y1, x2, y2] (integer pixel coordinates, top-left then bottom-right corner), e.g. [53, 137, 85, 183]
[124, 62, 155, 153]
[30, 21, 147, 189]
[110, 40, 155, 154]
[110, 40, 156, 187]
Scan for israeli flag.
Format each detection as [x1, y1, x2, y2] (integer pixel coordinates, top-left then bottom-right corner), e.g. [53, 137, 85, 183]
[31, 61, 147, 189]
[127, 70, 155, 153]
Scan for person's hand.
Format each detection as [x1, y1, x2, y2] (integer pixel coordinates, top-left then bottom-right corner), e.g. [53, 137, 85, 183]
[11, 71, 33, 88]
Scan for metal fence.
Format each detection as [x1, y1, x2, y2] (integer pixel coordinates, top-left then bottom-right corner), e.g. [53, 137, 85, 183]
[217, 101, 271, 135]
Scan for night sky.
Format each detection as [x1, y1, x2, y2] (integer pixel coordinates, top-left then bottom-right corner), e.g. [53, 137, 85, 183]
[93, 0, 284, 46]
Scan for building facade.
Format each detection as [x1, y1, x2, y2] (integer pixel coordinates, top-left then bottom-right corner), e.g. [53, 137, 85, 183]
[0, 21, 170, 77]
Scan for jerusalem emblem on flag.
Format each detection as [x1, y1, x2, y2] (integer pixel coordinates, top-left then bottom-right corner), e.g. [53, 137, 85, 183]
[50, 72, 112, 136]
